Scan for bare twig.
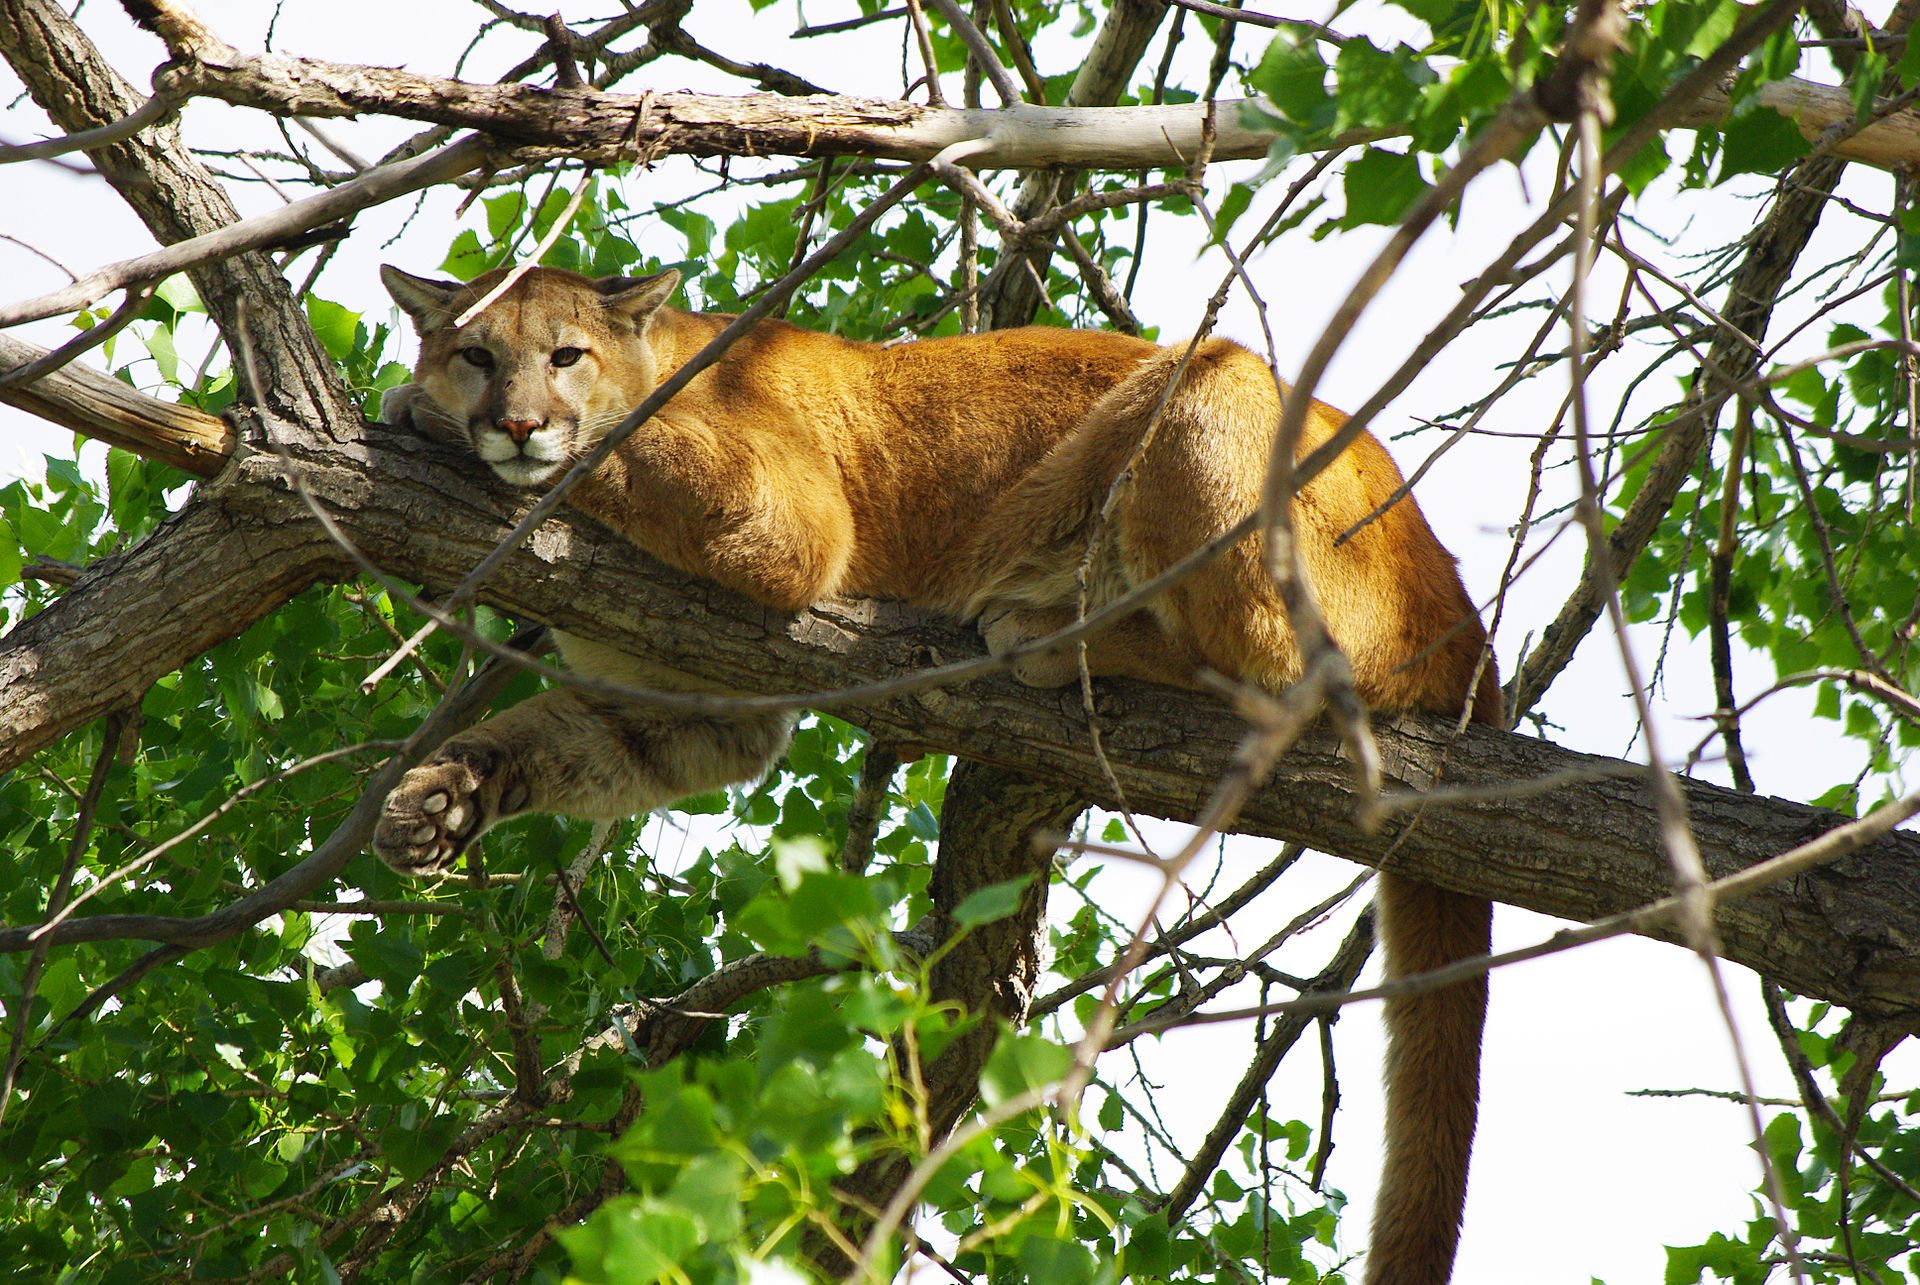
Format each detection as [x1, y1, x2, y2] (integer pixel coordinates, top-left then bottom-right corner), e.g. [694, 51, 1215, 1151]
[989, 0, 1048, 104]
[1708, 397, 1757, 792]
[1763, 983, 1920, 1208]
[902, 0, 947, 106]
[0, 135, 488, 328]
[0, 90, 178, 164]
[27, 739, 402, 942]
[0, 283, 154, 390]
[921, 0, 1022, 104]
[541, 12, 584, 90]
[1126, 783, 1920, 1036]
[1160, 910, 1374, 1221]
[449, 171, 595, 327]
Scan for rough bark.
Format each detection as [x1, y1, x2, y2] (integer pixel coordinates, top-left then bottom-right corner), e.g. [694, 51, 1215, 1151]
[0, 481, 339, 757]
[0, 334, 232, 476]
[4, 389, 1917, 1012]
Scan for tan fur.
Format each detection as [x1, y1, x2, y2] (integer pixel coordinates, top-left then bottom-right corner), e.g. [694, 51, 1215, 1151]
[375, 264, 1500, 1284]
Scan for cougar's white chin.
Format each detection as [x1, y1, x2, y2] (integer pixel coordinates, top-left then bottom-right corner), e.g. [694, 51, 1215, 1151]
[489, 457, 568, 487]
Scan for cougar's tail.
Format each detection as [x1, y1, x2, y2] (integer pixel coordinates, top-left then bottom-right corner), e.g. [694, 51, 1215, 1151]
[1365, 874, 1492, 1285]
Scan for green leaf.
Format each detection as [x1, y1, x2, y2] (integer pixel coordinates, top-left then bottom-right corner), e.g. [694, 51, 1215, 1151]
[305, 298, 362, 364]
[1125, 1212, 1173, 1275]
[1755, 27, 1802, 84]
[1248, 38, 1329, 124]
[382, 1109, 460, 1183]
[771, 835, 830, 891]
[139, 323, 179, 385]
[1339, 149, 1431, 228]
[1717, 106, 1809, 182]
[1211, 181, 1257, 243]
[0, 516, 21, 590]
[951, 875, 1034, 927]
[1019, 1236, 1097, 1283]
[1332, 39, 1435, 134]
[980, 1032, 1073, 1108]
[1610, 136, 1671, 197]
[1900, 26, 1920, 89]
[440, 228, 490, 280]
[348, 921, 423, 989]
[1851, 51, 1889, 123]
[905, 800, 940, 841]
[1682, 0, 1740, 58]
[484, 190, 526, 243]
[153, 274, 203, 315]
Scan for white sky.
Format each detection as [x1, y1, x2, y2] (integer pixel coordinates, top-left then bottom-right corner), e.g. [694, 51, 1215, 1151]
[2, 3, 1914, 1283]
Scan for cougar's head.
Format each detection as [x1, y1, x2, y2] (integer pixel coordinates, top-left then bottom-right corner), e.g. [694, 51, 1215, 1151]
[380, 264, 681, 487]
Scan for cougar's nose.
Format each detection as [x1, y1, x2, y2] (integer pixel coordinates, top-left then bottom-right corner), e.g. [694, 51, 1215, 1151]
[496, 418, 542, 445]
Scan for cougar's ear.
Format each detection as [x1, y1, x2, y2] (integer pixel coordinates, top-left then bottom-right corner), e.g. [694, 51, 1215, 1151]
[596, 269, 680, 329]
[381, 265, 465, 331]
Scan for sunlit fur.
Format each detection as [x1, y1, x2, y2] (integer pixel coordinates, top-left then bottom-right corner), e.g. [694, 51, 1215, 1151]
[376, 264, 1501, 1285]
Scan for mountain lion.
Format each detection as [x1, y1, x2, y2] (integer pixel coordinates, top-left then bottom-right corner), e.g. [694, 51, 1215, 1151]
[376, 263, 1500, 1285]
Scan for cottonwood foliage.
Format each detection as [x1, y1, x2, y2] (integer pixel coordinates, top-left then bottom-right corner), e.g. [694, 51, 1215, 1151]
[2, 1, 1918, 1282]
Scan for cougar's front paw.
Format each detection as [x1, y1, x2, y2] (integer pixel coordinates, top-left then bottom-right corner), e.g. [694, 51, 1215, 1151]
[375, 755, 525, 877]
[378, 381, 421, 428]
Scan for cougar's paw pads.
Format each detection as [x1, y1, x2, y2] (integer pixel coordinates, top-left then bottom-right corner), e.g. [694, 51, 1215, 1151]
[374, 758, 492, 877]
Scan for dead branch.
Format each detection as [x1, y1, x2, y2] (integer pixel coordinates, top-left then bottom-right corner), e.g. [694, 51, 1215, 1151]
[1160, 908, 1375, 1222]
[0, 334, 233, 474]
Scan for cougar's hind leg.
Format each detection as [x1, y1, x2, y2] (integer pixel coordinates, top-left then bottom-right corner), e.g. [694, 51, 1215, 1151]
[1103, 339, 1305, 690]
[375, 690, 793, 877]
[957, 341, 1284, 689]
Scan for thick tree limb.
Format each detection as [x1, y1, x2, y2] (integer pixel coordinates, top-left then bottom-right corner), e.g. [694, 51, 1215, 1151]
[0, 334, 232, 475]
[107, 39, 1920, 177]
[4, 379, 1918, 1010]
[0, 485, 338, 772]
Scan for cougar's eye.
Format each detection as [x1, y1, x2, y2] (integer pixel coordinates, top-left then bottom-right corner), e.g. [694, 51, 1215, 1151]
[459, 347, 494, 370]
[550, 346, 585, 368]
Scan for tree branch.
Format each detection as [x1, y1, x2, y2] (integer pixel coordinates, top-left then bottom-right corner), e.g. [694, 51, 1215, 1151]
[1161, 907, 1375, 1222]
[0, 0, 355, 425]
[0, 135, 486, 327]
[4, 373, 1917, 1010]
[0, 334, 232, 475]
[67, 35, 1920, 178]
